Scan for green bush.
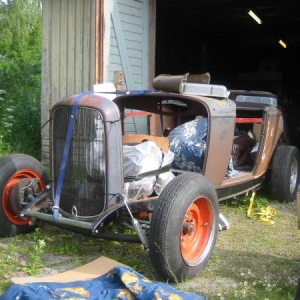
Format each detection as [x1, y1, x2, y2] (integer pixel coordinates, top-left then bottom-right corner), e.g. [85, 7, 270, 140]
[0, 0, 42, 159]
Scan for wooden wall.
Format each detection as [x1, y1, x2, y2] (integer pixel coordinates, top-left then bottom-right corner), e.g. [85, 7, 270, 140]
[41, 0, 99, 165]
[40, 0, 155, 166]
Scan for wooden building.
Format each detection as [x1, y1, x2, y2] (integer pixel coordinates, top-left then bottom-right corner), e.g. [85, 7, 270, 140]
[41, 0, 155, 165]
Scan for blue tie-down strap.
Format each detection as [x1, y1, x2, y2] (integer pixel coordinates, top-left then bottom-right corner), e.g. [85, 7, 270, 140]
[98, 89, 155, 95]
[121, 89, 155, 94]
[53, 91, 92, 221]
[0, 266, 207, 300]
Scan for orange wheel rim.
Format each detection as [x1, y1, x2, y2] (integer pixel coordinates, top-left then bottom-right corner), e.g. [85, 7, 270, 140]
[181, 197, 212, 264]
[2, 169, 44, 225]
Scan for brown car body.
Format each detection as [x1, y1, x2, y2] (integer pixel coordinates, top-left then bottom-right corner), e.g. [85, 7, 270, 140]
[115, 76, 291, 202]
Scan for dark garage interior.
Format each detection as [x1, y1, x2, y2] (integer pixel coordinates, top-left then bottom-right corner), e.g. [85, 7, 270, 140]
[155, 1, 300, 147]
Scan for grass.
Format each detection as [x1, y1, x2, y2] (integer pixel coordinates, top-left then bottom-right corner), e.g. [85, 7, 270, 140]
[0, 194, 299, 299]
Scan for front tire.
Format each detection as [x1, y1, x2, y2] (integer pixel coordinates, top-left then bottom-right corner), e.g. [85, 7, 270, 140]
[270, 145, 299, 202]
[148, 173, 219, 282]
[0, 154, 49, 237]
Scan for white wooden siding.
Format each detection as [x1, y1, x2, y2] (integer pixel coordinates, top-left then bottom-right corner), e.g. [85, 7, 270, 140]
[106, 0, 151, 90]
[107, 0, 151, 134]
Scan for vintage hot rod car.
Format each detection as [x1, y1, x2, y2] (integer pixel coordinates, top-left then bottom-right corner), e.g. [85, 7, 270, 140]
[0, 74, 299, 282]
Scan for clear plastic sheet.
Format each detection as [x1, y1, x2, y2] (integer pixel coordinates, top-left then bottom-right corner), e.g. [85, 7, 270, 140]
[123, 141, 174, 199]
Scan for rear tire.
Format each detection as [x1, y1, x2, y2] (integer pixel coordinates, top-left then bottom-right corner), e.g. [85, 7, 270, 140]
[148, 173, 219, 282]
[0, 154, 49, 237]
[270, 145, 299, 202]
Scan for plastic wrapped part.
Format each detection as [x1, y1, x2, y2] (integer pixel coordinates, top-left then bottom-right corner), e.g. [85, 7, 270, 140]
[154, 148, 175, 195]
[86, 116, 105, 179]
[168, 118, 208, 172]
[180, 83, 228, 98]
[152, 73, 189, 93]
[123, 141, 175, 199]
[228, 90, 278, 106]
[125, 176, 157, 199]
[154, 170, 175, 195]
[123, 141, 163, 177]
[235, 95, 277, 106]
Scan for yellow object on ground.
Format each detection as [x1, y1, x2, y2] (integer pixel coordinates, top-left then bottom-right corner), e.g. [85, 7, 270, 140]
[246, 191, 256, 218]
[246, 191, 276, 224]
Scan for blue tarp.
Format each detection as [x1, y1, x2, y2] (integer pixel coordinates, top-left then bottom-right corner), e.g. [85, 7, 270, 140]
[168, 118, 208, 172]
[0, 266, 207, 300]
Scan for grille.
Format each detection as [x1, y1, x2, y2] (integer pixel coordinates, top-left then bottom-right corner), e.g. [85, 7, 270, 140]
[52, 107, 106, 219]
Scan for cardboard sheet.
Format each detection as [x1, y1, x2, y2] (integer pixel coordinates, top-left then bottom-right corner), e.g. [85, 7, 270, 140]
[11, 256, 126, 284]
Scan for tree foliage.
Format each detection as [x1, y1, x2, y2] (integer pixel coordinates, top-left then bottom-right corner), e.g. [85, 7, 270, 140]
[0, 0, 42, 159]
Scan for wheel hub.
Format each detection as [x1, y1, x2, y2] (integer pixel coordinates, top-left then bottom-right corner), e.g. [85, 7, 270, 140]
[182, 221, 194, 235]
[290, 159, 298, 193]
[9, 178, 36, 215]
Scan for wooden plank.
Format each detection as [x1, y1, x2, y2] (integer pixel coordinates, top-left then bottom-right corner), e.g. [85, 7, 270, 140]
[41, 0, 52, 166]
[82, 0, 91, 90]
[51, 0, 61, 104]
[297, 192, 300, 229]
[59, 0, 68, 97]
[41, 0, 51, 102]
[148, 0, 156, 88]
[141, 0, 149, 88]
[123, 134, 169, 152]
[118, 1, 143, 15]
[89, 0, 96, 86]
[75, 0, 84, 92]
[67, 0, 76, 95]
[101, 0, 111, 83]
[111, 2, 134, 89]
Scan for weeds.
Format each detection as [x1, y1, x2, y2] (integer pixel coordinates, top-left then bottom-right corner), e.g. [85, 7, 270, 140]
[0, 229, 47, 292]
[0, 89, 41, 159]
